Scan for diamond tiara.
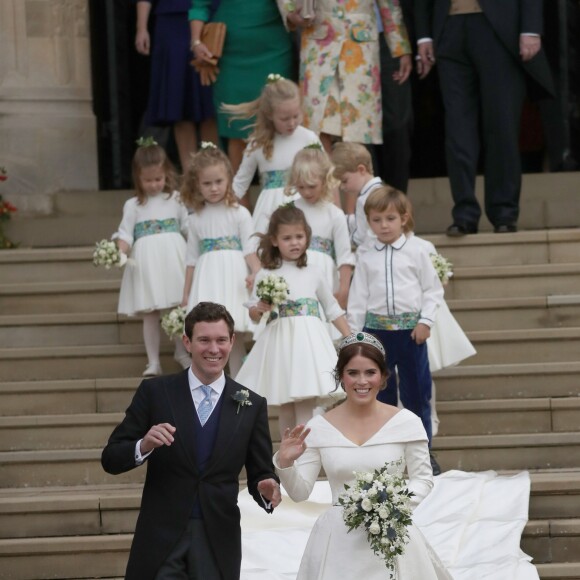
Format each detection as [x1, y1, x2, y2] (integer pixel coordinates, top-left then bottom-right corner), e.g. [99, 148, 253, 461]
[338, 332, 385, 356]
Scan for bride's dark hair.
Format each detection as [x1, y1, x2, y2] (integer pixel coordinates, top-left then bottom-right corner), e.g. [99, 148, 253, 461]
[333, 343, 389, 392]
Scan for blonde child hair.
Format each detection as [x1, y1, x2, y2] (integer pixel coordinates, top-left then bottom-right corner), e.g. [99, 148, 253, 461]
[331, 141, 374, 178]
[364, 186, 416, 232]
[132, 142, 177, 205]
[180, 145, 239, 212]
[257, 204, 312, 270]
[221, 76, 301, 160]
[284, 146, 338, 203]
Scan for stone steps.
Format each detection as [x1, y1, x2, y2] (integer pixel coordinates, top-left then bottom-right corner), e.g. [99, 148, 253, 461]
[0, 411, 281, 453]
[437, 397, 580, 436]
[434, 432, 580, 472]
[0, 470, 577, 538]
[1, 361, 577, 418]
[0, 247, 123, 284]
[449, 295, 580, 331]
[434, 361, 580, 401]
[2, 324, 579, 381]
[3, 263, 580, 315]
[425, 229, 580, 268]
[464, 327, 580, 365]
[2, 430, 579, 488]
[0, 396, 578, 453]
[4, 533, 577, 580]
[0, 225, 578, 579]
[445, 263, 580, 300]
[0, 313, 144, 348]
[1, 295, 579, 351]
[0, 344, 182, 381]
[0, 230, 578, 283]
[0, 280, 119, 315]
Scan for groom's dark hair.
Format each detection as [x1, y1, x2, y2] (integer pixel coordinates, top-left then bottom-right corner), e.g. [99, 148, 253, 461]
[184, 302, 235, 339]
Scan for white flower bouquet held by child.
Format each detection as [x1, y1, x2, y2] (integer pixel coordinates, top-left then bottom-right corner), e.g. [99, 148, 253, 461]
[161, 306, 187, 340]
[253, 274, 289, 339]
[430, 253, 453, 285]
[256, 274, 290, 305]
[338, 459, 415, 578]
[93, 239, 127, 269]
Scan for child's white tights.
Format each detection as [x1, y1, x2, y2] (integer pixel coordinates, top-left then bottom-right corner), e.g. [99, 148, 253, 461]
[143, 311, 161, 366]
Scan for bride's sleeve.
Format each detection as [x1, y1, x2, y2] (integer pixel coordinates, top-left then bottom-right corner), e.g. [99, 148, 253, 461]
[273, 447, 322, 502]
[405, 440, 434, 509]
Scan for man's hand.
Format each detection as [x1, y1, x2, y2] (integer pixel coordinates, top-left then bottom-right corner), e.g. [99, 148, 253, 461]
[257, 478, 282, 508]
[140, 423, 176, 455]
[135, 29, 150, 55]
[520, 35, 541, 62]
[417, 41, 435, 79]
[411, 323, 431, 345]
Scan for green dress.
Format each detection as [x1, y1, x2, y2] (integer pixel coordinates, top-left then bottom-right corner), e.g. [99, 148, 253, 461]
[189, 0, 293, 139]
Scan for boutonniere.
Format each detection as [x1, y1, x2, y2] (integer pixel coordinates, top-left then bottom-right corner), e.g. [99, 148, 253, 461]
[232, 389, 252, 414]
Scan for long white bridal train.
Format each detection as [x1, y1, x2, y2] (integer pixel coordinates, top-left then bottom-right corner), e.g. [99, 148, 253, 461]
[239, 470, 538, 580]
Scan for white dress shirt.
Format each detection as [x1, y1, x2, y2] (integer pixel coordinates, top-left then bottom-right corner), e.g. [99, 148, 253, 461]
[347, 234, 444, 332]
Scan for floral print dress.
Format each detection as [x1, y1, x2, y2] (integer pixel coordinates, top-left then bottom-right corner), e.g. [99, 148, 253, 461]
[278, 0, 411, 144]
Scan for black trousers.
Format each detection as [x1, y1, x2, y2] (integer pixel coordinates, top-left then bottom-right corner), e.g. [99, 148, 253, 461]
[373, 34, 414, 193]
[154, 519, 222, 580]
[437, 14, 526, 227]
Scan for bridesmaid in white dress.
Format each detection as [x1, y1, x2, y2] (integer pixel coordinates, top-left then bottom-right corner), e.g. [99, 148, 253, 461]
[274, 332, 452, 579]
[286, 146, 354, 340]
[114, 140, 188, 377]
[226, 77, 320, 233]
[180, 144, 261, 375]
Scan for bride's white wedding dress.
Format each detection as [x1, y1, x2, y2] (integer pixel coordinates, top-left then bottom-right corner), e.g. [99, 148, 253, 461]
[238, 410, 538, 580]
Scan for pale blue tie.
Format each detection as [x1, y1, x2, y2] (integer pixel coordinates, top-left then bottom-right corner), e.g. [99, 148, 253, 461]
[198, 385, 214, 426]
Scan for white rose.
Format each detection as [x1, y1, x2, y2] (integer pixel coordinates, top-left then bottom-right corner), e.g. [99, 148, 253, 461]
[363, 472, 374, 483]
[369, 521, 381, 535]
[367, 488, 377, 498]
[361, 498, 373, 512]
[378, 508, 389, 519]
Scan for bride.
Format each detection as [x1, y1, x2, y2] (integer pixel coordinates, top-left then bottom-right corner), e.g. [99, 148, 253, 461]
[274, 331, 452, 579]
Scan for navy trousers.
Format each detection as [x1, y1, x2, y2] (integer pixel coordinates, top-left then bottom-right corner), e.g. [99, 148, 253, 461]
[365, 327, 433, 445]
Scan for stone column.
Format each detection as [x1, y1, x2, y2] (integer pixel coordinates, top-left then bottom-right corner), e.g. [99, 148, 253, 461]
[0, 0, 98, 213]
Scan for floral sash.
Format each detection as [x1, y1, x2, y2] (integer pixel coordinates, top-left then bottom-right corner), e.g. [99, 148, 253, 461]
[134, 218, 180, 241]
[365, 311, 420, 331]
[269, 297, 320, 322]
[200, 235, 242, 254]
[310, 236, 336, 260]
[261, 169, 288, 190]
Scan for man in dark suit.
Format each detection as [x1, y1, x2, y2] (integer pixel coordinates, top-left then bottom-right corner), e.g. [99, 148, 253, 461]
[102, 302, 281, 580]
[414, 0, 554, 234]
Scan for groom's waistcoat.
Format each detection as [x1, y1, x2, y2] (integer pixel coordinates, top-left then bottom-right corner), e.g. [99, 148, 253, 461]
[190, 392, 225, 518]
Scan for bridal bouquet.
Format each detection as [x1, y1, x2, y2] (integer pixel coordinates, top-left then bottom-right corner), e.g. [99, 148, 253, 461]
[161, 306, 187, 340]
[430, 253, 453, 285]
[256, 274, 289, 305]
[93, 239, 127, 269]
[338, 460, 415, 577]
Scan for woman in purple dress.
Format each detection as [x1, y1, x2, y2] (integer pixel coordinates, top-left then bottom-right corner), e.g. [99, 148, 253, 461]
[135, 0, 219, 170]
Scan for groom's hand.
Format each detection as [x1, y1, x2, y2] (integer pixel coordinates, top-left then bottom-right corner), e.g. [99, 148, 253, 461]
[140, 423, 176, 455]
[257, 478, 282, 508]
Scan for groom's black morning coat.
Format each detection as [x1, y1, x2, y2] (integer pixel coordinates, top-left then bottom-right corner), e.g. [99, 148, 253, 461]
[101, 371, 276, 580]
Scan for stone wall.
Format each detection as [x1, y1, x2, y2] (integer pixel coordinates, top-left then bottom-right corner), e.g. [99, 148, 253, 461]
[0, 0, 97, 214]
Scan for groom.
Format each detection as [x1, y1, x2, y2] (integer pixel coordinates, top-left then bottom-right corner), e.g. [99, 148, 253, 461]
[102, 302, 281, 580]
